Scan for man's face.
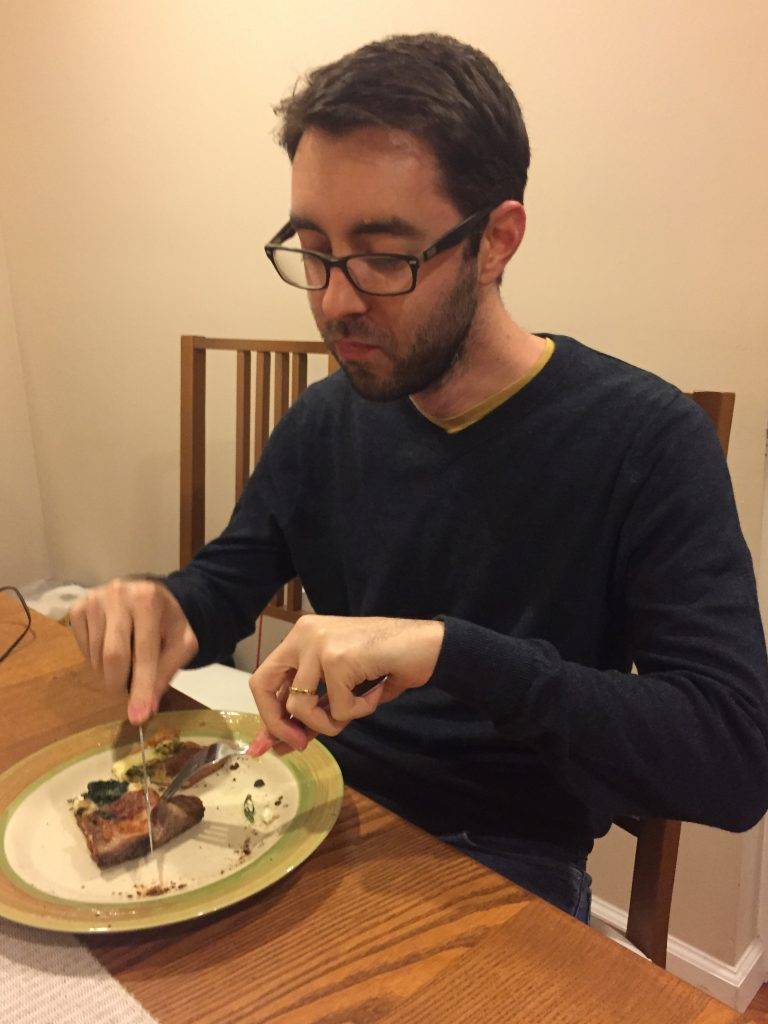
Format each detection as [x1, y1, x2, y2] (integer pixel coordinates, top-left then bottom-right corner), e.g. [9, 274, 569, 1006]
[290, 127, 480, 401]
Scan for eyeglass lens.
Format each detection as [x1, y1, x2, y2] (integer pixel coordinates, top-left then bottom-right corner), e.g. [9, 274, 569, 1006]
[272, 250, 413, 295]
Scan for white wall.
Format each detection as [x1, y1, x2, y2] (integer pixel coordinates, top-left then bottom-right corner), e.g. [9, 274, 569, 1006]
[1, 0, 766, 967]
[0, 219, 49, 584]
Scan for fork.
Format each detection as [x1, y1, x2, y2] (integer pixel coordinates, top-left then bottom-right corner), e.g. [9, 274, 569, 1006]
[153, 741, 249, 809]
[250, 674, 389, 755]
[155, 675, 388, 806]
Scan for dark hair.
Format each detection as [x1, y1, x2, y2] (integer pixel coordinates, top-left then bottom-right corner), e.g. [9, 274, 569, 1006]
[274, 33, 530, 230]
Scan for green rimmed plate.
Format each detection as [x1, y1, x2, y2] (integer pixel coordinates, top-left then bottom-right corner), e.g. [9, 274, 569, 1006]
[0, 709, 343, 933]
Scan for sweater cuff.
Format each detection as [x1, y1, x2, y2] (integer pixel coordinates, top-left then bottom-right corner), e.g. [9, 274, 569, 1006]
[161, 573, 212, 669]
[430, 615, 545, 722]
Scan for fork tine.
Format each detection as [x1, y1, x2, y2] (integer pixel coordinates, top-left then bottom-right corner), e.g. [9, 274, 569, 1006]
[155, 742, 246, 807]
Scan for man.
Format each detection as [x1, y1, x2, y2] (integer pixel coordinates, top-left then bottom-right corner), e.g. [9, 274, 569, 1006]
[71, 33, 768, 925]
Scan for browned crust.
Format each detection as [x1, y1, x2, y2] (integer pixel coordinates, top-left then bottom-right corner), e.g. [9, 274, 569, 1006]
[77, 793, 204, 868]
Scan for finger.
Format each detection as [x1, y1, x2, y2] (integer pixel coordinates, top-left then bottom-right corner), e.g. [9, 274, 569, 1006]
[316, 653, 380, 729]
[275, 679, 315, 749]
[339, 680, 387, 720]
[126, 593, 163, 724]
[376, 678, 409, 705]
[84, 598, 106, 678]
[150, 622, 199, 712]
[283, 655, 321, 719]
[285, 658, 346, 737]
[100, 601, 133, 693]
[249, 660, 309, 750]
[247, 730, 274, 758]
[69, 600, 90, 662]
[247, 729, 316, 759]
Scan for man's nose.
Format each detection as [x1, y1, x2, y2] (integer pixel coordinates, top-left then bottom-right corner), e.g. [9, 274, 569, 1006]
[320, 266, 369, 321]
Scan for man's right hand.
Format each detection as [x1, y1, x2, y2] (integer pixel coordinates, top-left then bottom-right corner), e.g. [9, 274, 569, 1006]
[70, 578, 199, 725]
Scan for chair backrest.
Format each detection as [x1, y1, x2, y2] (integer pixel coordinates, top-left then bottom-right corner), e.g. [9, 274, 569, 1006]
[613, 390, 735, 968]
[179, 335, 336, 621]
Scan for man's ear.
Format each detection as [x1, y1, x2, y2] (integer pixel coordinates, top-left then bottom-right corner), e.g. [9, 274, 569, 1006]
[477, 201, 526, 285]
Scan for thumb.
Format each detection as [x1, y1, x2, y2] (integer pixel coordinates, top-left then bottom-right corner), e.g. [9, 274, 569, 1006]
[377, 678, 409, 705]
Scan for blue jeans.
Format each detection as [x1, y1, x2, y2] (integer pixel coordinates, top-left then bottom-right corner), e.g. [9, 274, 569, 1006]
[440, 831, 592, 924]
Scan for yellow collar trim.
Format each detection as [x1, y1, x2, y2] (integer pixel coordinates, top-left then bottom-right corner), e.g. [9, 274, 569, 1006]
[417, 337, 555, 434]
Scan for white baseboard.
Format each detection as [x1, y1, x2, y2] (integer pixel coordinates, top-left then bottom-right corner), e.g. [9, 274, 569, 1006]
[590, 896, 765, 1013]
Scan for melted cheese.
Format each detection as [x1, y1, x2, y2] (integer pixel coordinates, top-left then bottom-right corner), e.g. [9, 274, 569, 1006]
[111, 750, 156, 782]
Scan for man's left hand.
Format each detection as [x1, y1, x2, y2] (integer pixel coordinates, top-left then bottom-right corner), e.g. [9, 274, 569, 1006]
[247, 614, 445, 755]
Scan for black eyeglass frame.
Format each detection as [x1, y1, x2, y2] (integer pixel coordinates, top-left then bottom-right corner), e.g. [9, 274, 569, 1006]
[264, 205, 496, 297]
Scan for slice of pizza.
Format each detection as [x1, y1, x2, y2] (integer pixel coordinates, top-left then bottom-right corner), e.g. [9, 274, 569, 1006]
[75, 785, 204, 868]
[112, 730, 225, 788]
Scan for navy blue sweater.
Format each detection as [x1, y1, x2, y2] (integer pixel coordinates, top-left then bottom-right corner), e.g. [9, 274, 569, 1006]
[165, 336, 768, 857]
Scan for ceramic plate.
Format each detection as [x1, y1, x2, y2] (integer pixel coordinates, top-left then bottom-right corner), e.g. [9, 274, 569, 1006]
[0, 710, 343, 933]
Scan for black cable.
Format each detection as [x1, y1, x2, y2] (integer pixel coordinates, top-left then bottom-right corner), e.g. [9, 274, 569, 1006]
[0, 586, 32, 663]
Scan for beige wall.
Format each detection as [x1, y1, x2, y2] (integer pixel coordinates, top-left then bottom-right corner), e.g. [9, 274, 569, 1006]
[0, 220, 49, 584]
[1, 0, 766, 967]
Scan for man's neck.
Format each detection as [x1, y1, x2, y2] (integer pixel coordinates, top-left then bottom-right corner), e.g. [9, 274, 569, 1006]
[410, 293, 546, 420]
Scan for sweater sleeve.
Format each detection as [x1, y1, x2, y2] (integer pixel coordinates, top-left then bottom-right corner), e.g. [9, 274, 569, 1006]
[429, 400, 768, 831]
[162, 455, 296, 668]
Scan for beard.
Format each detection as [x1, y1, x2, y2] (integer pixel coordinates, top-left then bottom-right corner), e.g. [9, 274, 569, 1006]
[316, 262, 478, 402]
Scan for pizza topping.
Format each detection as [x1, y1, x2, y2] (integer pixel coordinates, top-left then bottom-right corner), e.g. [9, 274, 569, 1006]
[243, 794, 255, 823]
[85, 780, 129, 805]
[111, 732, 183, 783]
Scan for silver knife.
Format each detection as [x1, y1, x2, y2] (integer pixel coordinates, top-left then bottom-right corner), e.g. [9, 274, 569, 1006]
[137, 723, 155, 855]
[126, 639, 155, 857]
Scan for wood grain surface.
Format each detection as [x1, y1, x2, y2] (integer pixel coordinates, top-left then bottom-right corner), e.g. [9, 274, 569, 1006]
[0, 596, 747, 1023]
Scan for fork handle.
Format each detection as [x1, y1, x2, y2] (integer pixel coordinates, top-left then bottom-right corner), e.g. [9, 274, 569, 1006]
[314, 675, 388, 711]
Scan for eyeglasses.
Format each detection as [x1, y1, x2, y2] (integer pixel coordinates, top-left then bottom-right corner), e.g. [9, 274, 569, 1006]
[264, 206, 494, 297]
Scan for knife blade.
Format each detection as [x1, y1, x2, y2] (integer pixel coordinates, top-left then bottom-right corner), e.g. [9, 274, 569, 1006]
[137, 722, 155, 855]
[126, 634, 155, 856]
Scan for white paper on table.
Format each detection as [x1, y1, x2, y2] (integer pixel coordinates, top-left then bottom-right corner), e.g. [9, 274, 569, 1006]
[169, 663, 256, 715]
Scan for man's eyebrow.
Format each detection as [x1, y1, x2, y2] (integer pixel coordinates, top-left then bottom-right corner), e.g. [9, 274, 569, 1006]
[289, 213, 423, 240]
[289, 214, 323, 233]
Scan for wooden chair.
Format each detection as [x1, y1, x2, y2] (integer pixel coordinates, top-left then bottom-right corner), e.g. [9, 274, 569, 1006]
[609, 390, 735, 968]
[179, 346, 735, 967]
[179, 335, 336, 622]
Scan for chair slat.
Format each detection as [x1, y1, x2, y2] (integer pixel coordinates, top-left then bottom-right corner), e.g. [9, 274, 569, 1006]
[287, 578, 303, 614]
[274, 351, 290, 425]
[235, 351, 251, 498]
[180, 337, 207, 565]
[253, 352, 271, 466]
[270, 354, 290, 610]
[290, 352, 308, 407]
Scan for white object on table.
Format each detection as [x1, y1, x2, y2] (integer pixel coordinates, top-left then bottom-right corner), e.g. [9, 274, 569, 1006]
[0, 918, 157, 1024]
[170, 663, 256, 714]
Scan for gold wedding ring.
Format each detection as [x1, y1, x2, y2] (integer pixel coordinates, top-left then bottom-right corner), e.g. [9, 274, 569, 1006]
[288, 686, 316, 695]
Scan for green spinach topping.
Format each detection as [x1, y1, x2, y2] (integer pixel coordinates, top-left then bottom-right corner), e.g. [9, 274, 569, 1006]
[85, 780, 129, 805]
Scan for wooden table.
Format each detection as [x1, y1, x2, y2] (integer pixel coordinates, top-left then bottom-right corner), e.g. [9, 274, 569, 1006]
[0, 595, 745, 1023]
